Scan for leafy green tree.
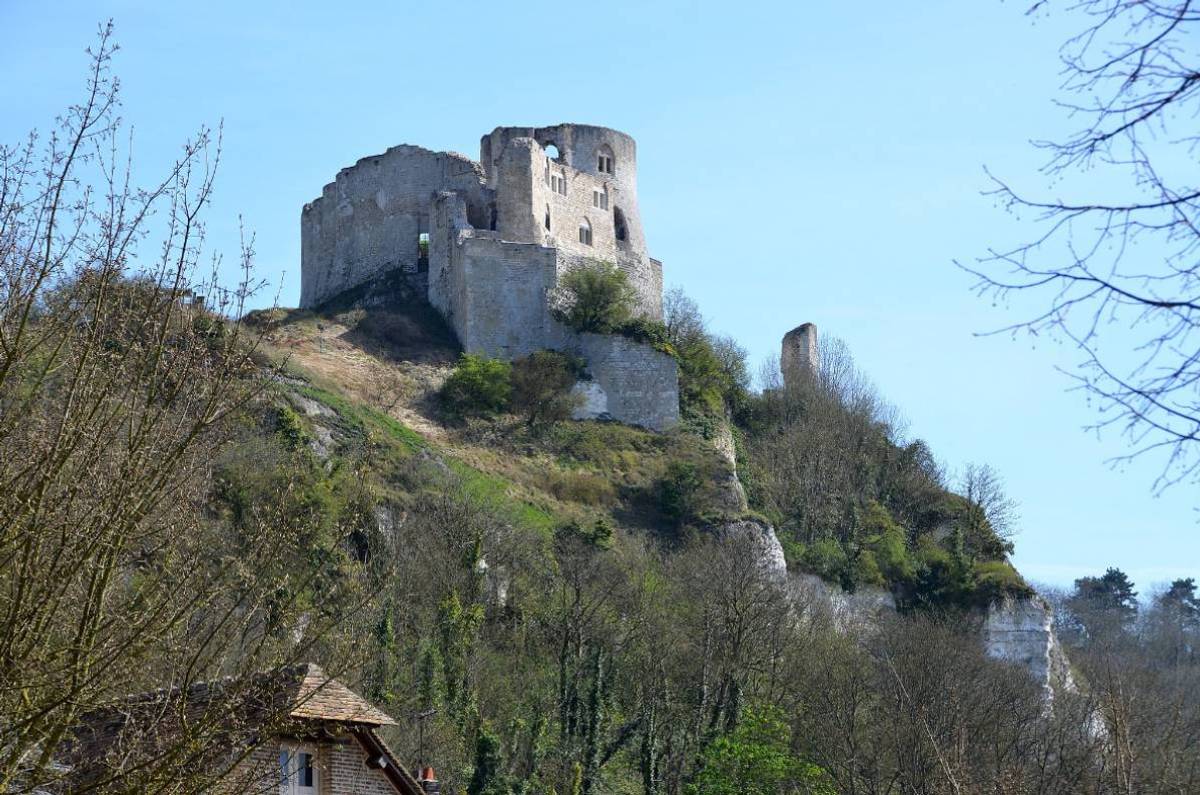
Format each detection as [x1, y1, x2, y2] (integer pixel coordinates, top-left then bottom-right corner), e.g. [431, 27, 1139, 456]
[658, 461, 704, 525]
[510, 351, 583, 426]
[687, 706, 833, 795]
[663, 289, 749, 416]
[1072, 567, 1138, 623]
[470, 722, 507, 795]
[555, 261, 637, 333]
[441, 353, 512, 418]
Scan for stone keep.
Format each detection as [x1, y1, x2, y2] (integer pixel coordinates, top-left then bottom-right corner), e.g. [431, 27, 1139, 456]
[300, 124, 678, 430]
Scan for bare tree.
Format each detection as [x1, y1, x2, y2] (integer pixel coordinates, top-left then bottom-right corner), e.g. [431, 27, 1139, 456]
[0, 24, 373, 792]
[959, 463, 1020, 543]
[962, 1, 1200, 489]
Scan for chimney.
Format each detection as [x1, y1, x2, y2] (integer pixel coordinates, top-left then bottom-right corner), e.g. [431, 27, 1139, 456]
[418, 766, 440, 794]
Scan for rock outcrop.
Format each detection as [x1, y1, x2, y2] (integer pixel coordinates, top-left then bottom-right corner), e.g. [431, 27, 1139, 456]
[717, 518, 787, 582]
[982, 596, 1075, 701]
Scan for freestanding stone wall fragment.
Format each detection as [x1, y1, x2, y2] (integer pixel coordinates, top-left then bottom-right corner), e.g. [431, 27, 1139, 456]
[781, 323, 819, 388]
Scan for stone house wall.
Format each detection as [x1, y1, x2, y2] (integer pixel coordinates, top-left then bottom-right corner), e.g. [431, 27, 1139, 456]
[232, 737, 399, 794]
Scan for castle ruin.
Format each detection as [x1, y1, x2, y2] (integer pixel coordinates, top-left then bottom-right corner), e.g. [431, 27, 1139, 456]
[781, 323, 819, 388]
[300, 123, 678, 430]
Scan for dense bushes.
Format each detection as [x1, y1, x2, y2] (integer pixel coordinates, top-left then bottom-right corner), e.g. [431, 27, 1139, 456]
[440, 350, 583, 426]
[663, 289, 751, 418]
[510, 350, 584, 426]
[440, 354, 513, 418]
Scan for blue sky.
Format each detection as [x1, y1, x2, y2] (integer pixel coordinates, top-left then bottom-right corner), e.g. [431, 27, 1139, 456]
[2, 0, 1195, 591]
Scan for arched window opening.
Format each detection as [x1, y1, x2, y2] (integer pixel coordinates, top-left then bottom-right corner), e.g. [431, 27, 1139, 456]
[544, 143, 560, 161]
[544, 205, 551, 231]
[579, 217, 593, 246]
[613, 207, 628, 242]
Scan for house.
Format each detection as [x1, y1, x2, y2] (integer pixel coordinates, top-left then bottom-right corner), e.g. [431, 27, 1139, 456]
[64, 663, 436, 794]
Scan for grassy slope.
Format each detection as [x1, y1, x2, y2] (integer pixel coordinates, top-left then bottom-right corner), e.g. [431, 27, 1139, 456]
[250, 304, 730, 542]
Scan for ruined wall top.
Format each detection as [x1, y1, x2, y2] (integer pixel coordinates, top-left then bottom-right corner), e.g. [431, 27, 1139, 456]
[480, 124, 637, 188]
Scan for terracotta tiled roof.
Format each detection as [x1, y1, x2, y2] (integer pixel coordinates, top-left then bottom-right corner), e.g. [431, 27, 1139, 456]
[285, 663, 396, 726]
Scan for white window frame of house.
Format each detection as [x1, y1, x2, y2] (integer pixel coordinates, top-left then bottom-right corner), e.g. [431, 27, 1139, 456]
[279, 743, 319, 795]
[579, 218, 593, 246]
[597, 153, 614, 175]
[592, 188, 608, 210]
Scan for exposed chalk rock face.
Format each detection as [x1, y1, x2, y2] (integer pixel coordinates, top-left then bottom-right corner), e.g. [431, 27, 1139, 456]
[718, 518, 787, 582]
[475, 556, 510, 608]
[983, 597, 1075, 701]
[570, 380, 610, 421]
[788, 572, 896, 634]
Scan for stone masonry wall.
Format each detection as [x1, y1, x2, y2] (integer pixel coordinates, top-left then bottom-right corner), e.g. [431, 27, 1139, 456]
[301, 145, 492, 308]
[781, 323, 819, 388]
[492, 135, 661, 319]
[573, 333, 679, 431]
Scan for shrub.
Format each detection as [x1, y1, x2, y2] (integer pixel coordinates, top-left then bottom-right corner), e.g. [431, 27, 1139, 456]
[658, 460, 704, 524]
[275, 405, 308, 449]
[861, 501, 915, 583]
[853, 550, 886, 587]
[440, 353, 511, 418]
[663, 289, 750, 417]
[687, 705, 834, 795]
[547, 469, 617, 506]
[510, 350, 583, 426]
[555, 261, 636, 333]
[804, 538, 850, 586]
[973, 560, 1034, 605]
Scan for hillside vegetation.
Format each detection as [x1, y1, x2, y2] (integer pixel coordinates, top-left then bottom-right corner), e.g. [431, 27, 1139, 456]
[4, 33, 1198, 793]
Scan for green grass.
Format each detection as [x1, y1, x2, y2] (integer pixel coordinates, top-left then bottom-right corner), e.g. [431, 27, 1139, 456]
[294, 383, 556, 534]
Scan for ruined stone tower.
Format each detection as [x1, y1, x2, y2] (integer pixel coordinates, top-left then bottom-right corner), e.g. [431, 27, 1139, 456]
[781, 323, 819, 388]
[299, 123, 678, 430]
